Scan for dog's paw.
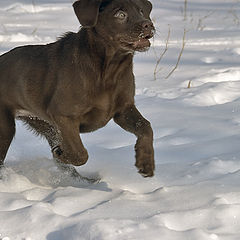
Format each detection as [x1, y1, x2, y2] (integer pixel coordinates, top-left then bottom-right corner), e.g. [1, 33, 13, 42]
[136, 160, 154, 178]
[135, 141, 155, 178]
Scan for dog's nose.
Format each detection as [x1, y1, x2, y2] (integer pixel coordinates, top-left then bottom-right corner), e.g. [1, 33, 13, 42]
[140, 20, 155, 38]
[142, 20, 154, 31]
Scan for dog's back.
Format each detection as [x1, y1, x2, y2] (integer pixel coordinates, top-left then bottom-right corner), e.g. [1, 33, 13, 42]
[0, 32, 80, 114]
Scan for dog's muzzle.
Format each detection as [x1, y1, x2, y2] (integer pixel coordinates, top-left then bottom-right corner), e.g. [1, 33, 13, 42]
[119, 20, 155, 52]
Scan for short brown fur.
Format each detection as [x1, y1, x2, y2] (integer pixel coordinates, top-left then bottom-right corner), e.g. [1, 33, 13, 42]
[0, 0, 155, 177]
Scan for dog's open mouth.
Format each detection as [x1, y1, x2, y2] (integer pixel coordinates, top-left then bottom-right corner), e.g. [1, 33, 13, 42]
[132, 37, 151, 51]
[120, 35, 152, 52]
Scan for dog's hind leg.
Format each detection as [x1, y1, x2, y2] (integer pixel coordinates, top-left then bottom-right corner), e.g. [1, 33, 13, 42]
[17, 116, 96, 182]
[18, 116, 69, 164]
[17, 116, 61, 151]
[0, 107, 15, 166]
[18, 116, 74, 171]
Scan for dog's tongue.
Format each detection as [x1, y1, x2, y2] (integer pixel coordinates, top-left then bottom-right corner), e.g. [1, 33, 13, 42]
[133, 38, 150, 49]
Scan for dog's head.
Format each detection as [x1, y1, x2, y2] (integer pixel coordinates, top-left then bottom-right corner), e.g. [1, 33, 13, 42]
[73, 0, 155, 52]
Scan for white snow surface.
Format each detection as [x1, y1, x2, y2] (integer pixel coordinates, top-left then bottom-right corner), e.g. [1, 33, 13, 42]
[1, 0, 240, 239]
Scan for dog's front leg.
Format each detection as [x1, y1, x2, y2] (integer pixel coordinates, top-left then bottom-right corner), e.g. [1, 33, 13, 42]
[114, 105, 155, 177]
[52, 116, 88, 166]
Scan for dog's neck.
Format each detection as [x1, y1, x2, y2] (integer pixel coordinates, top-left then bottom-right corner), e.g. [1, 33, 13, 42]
[83, 27, 134, 59]
[78, 27, 134, 86]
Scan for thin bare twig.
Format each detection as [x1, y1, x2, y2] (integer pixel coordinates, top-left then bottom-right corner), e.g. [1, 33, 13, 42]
[229, 9, 240, 26]
[153, 26, 171, 81]
[165, 28, 187, 79]
[184, 0, 188, 21]
[196, 11, 214, 31]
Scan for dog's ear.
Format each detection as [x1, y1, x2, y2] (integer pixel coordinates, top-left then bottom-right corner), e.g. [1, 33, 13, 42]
[145, 1, 153, 13]
[140, 0, 152, 14]
[73, 0, 102, 28]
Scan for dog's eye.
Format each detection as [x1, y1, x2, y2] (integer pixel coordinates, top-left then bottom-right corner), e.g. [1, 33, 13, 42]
[114, 10, 127, 20]
[140, 9, 144, 16]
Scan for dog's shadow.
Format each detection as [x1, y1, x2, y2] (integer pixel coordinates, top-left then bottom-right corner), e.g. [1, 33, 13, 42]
[0, 158, 111, 192]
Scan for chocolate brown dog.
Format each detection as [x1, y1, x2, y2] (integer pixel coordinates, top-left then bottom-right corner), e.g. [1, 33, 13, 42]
[0, 0, 155, 177]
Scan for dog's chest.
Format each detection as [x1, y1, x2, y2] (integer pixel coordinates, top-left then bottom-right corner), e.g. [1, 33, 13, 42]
[79, 92, 116, 132]
[79, 58, 134, 132]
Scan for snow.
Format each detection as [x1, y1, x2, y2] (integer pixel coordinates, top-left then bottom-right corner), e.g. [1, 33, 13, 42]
[1, 0, 240, 239]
